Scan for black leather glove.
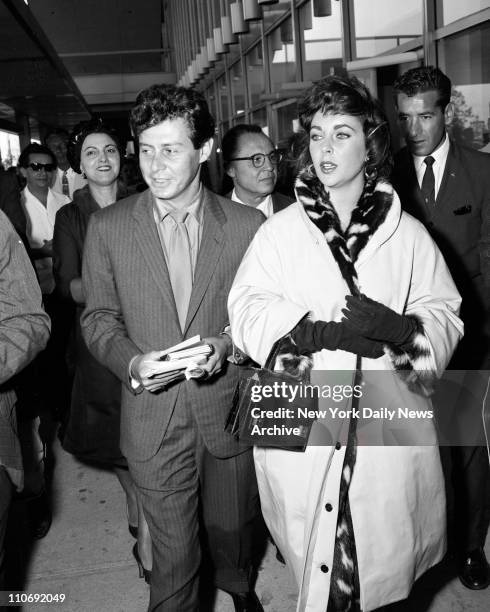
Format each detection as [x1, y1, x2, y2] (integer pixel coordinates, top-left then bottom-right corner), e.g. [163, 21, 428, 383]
[291, 318, 385, 359]
[342, 294, 418, 346]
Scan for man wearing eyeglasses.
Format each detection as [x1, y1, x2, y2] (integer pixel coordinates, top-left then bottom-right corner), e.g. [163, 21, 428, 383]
[222, 124, 293, 218]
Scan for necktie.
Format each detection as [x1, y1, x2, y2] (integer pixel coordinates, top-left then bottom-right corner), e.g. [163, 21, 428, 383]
[167, 211, 193, 330]
[61, 170, 69, 197]
[420, 156, 435, 207]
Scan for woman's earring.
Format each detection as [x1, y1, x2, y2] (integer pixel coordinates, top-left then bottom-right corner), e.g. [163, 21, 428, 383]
[81, 171, 87, 179]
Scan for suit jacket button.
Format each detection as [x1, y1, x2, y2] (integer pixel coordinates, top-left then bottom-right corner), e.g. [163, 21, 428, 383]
[335, 442, 341, 450]
[320, 564, 329, 573]
[325, 503, 333, 512]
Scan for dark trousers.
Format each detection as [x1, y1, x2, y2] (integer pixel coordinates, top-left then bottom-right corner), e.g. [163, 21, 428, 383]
[442, 445, 490, 552]
[0, 467, 13, 590]
[129, 398, 260, 612]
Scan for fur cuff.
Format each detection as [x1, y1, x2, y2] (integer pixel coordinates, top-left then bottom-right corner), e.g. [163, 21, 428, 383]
[272, 334, 313, 380]
[384, 316, 436, 395]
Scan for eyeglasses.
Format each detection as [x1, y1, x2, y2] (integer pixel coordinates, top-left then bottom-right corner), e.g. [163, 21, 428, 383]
[27, 162, 56, 172]
[228, 151, 283, 168]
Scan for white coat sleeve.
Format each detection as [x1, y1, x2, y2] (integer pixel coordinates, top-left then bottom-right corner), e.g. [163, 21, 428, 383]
[228, 222, 309, 367]
[386, 219, 464, 386]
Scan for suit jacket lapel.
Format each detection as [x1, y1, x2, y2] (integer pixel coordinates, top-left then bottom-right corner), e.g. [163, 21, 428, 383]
[184, 189, 226, 334]
[435, 141, 457, 209]
[132, 190, 181, 328]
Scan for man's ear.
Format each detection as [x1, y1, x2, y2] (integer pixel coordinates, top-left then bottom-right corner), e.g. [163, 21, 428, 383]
[199, 137, 214, 163]
[444, 102, 454, 126]
[20, 167, 27, 179]
[226, 165, 236, 179]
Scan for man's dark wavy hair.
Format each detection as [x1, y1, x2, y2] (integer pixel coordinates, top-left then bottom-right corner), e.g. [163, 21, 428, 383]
[393, 66, 452, 110]
[295, 75, 392, 183]
[130, 84, 215, 149]
[67, 117, 123, 174]
[19, 143, 57, 169]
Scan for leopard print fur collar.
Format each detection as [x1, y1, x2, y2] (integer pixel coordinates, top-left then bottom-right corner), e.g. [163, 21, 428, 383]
[294, 169, 394, 296]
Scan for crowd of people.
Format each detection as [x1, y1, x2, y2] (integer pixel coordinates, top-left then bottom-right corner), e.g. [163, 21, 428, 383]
[0, 65, 489, 612]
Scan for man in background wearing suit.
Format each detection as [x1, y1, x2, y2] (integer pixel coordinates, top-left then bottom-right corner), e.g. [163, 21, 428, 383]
[81, 85, 264, 611]
[222, 124, 293, 217]
[392, 65, 490, 590]
[0, 210, 50, 589]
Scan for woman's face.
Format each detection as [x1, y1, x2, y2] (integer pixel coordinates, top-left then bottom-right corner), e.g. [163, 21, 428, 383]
[309, 111, 366, 193]
[80, 132, 120, 186]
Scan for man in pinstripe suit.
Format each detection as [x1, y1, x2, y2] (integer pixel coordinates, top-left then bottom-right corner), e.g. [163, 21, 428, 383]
[81, 85, 265, 611]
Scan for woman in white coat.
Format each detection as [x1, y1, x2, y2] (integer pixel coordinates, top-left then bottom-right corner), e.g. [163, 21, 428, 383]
[228, 76, 463, 612]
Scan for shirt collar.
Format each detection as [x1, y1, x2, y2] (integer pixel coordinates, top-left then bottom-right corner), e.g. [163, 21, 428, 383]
[412, 131, 450, 171]
[231, 188, 271, 208]
[153, 186, 204, 225]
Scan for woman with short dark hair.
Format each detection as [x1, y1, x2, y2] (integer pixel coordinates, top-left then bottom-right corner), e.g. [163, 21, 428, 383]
[229, 75, 463, 611]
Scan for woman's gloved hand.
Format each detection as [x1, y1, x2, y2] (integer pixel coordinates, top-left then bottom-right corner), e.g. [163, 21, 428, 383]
[291, 318, 385, 358]
[341, 294, 418, 346]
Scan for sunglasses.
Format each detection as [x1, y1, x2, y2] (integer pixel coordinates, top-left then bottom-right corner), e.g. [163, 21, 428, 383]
[27, 162, 56, 172]
[228, 151, 283, 168]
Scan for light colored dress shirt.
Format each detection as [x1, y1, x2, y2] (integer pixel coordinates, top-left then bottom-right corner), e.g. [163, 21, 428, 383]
[412, 132, 450, 200]
[21, 186, 70, 293]
[152, 188, 204, 275]
[129, 189, 204, 390]
[231, 189, 274, 218]
[51, 167, 87, 199]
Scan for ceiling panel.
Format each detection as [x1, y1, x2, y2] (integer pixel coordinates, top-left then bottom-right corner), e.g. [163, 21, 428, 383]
[0, 0, 90, 130]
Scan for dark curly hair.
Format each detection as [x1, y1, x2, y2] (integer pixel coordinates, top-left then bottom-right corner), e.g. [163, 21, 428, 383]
[393, 66, 451, 110]
[18, 143, 57, 169]
[221, 124, 268, 169]
[295, 75, 392, 184]
[67, 118, 123, 174]
[130, 84, 215, 149]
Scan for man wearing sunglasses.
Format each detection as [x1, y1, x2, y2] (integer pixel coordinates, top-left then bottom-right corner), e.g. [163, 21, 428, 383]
[19, 143, 70, 295]
[222, 124, 293, 218]
[17, 144, 71, 540]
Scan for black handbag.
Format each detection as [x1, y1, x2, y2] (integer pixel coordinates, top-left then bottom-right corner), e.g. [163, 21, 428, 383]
[225, 340, 317, 451]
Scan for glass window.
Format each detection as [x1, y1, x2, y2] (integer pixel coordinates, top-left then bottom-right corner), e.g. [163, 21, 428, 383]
[353, 0, 423, 58]
[251, 107, 268, 131]
[230, 60, 246, 117]
[274, 100, 298, 146]
[245, 43, 265, 107]
[217, 75, 230, 121]
[300, 0, 342, 82]
[262, 3, 290, 31]
[436, 0, 489, 27]
[205, 84, 217, 121]
[268, 18, 296, 93]
[0, 130, 20, 168]
[240, 20, 261, 51]
[438, 22, 490, 150]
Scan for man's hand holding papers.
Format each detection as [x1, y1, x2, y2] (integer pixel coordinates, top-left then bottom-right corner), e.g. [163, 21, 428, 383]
[130, 336, 214, 392]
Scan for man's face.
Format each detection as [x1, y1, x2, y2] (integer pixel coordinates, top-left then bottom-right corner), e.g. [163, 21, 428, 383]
[46, 133, 68, 166]
[21, 153, 55, 192]
[396, 90, 453, 156]
[138, 117, 212, 208]
[227, 132, 278, 200]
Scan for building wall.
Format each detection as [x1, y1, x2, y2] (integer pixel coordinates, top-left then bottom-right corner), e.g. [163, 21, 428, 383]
[168, 0, 490, 191]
